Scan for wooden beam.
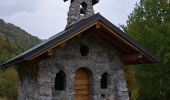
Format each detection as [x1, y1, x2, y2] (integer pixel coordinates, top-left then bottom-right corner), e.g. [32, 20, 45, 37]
[95, 30, 130, 53]
[47, 50, 53, 57]
[100, 21, 156, 63]
[121, 54, 143, 64]
[27, 22, 97, 61]
[96, 21, 101, 29]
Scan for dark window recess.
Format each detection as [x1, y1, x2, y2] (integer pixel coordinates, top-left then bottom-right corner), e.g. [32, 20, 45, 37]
[101, 72, 109, 89]
[101, 94, 106, 98]
[80, 45, 89, 56]
[55, 70, 66, 90]
[80, 2, 87, 16]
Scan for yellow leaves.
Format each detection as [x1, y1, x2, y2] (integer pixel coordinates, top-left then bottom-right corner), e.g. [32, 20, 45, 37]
[124, 66, 135, 89]
[130, 85, 141, 100]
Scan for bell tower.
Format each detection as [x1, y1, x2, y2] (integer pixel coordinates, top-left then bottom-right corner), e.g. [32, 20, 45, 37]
[64, 0, 99, 27]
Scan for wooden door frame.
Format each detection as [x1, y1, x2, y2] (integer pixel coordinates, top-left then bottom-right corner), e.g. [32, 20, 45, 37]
[74, 67, 94, 100]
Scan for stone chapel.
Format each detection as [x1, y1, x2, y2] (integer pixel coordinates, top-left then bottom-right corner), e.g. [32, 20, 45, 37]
[0, 0, 159, 100]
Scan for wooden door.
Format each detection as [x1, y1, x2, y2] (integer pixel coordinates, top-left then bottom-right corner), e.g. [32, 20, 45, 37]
[75, 68, 90, 100]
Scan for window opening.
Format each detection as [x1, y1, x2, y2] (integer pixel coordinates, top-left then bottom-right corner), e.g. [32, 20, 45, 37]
[80, 44, 89, 56]
[101, 72, 109, 89]
[80, 2, 87, 16]
[55, 70, 66, 90]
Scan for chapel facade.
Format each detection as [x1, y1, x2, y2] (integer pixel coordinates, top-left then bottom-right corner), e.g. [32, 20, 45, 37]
[0, 0, 159, 100]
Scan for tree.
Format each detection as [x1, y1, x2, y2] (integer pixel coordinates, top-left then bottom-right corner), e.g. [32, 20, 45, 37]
[0, 19, 41, 99]
[122, 0, 170, 99]
[0, 68, 18, 100]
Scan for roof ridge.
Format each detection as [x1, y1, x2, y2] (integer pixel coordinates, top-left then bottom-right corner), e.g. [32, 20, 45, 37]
[0, 13, 159, 68]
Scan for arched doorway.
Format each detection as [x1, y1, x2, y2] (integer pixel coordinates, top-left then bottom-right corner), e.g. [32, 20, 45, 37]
[74, 68, 93, 100]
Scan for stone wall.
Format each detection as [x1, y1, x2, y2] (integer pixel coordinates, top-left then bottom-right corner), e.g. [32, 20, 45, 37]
[66, 0, 94, 27]
[18, 64, 39, 100]
[18, 34, 129, 100]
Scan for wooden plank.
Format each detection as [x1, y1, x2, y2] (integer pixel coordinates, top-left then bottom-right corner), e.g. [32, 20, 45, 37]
[94, 30, 131, 53]
[28, 22, 98, 61]
[100, 21, 155, 62]
[75, 69, 89, 100]
[121, 54, 143, 64]
[96, 21, 101, 29]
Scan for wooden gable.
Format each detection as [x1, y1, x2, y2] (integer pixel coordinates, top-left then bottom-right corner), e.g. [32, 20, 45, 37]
[0, 13, 159, 68]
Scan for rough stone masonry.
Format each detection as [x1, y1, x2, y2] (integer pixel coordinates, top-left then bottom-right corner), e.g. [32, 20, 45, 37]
[18, 35, 129, 100]
[66, 0, 95, 27]
[0, 0, 159, 100]
[17, 0, 129, 99]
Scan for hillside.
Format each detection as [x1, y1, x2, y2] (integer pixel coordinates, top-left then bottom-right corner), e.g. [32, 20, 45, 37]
[0, 19, 41, 62]
[0, 19, 41, 100]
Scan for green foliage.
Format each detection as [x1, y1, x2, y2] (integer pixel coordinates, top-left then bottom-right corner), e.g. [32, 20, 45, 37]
[0, 69, 18, 100]
[122, 0, 170, 99]
[0, 19, 41, 62]
[0, 19, 41, 99]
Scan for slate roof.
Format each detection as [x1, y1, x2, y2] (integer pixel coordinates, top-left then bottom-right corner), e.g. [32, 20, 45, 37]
[0, 13, 160, 68]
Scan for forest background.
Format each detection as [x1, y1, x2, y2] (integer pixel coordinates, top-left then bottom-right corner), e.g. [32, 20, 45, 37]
[0, 0, 170, 100]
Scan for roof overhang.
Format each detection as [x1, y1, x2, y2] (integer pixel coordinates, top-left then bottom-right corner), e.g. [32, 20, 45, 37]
[0, 13, 160, 68]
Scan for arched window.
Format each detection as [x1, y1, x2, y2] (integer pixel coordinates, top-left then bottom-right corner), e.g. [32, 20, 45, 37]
[80, 2, 87, 16]
[55, 70, 66, 90]
[101, 72, 109, 89]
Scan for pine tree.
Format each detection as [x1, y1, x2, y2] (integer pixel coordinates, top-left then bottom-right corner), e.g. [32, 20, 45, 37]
[122, 0, 170, 99]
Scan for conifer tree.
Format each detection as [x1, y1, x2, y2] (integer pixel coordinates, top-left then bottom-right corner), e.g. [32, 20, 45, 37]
[122, 0, 170, 99]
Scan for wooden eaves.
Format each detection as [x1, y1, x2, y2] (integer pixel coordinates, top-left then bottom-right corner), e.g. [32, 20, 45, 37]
[0, 13, 160, 68]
